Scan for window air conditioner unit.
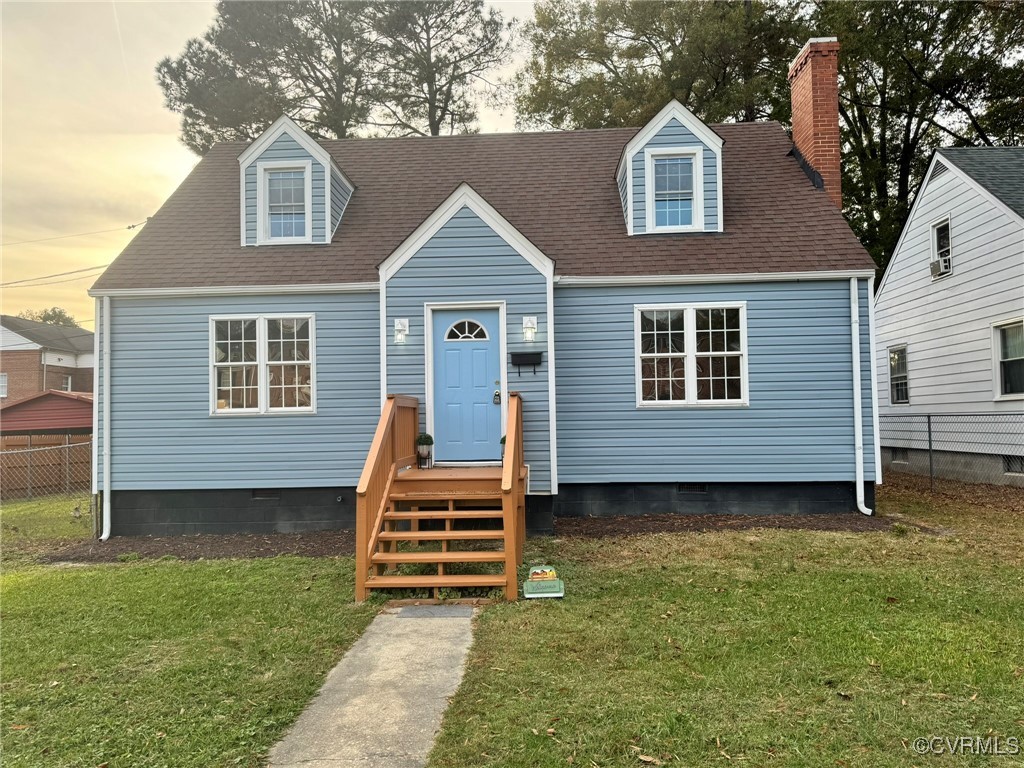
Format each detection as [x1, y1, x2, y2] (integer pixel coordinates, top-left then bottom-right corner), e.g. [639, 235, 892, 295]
[930, 256, 951, 277]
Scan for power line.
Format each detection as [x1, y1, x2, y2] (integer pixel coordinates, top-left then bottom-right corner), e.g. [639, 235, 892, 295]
[0, 264, 109, 288]
[4, 271, 107, 288]
[1, 218, 149, 248]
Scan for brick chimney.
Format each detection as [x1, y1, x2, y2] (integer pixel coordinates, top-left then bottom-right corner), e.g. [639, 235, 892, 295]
[788, 37, 842, 208]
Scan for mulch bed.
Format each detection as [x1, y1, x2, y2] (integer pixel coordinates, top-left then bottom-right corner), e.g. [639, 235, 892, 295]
[554, 512, 894, 538]
[41, 530, 355, 564]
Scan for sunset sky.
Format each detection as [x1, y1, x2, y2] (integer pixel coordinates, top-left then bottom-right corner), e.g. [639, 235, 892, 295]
[1, 1, 528, 327]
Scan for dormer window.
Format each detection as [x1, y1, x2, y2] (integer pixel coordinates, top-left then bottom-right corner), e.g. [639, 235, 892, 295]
[268, 170, 306, 239]
[646, 148, 703, 232]
[257, 160, 312, 245]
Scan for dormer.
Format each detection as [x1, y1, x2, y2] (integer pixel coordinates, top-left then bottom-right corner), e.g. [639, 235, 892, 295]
[616, 100, 724, 236]
[238, 115, 353, 246]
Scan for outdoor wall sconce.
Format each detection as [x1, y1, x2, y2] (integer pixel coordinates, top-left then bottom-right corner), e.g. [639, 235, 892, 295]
[522, 316, 538, 343]
[394, 318, 409, 344]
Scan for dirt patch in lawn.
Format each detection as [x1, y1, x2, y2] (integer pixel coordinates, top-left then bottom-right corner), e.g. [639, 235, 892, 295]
[41, 530, 355, 563]
[554, 511, 895, 538]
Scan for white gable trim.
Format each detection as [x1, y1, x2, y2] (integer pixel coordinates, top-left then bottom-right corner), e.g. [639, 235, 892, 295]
[379, 183, 555, 283]
[238, 115, 333, 169]
[615, 100, 725, 235]
[937, 152, 1024, 228]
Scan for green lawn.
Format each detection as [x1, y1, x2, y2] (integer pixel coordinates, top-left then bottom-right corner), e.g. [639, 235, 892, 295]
[429, 484, 1024, 767]
[2, 476, 1022, 767]
[1, 494, 94, 554]
[1, 558, 377, 767]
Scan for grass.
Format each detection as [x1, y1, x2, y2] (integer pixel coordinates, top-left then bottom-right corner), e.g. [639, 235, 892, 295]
[1, 558, 378, 767]
[1, 494, 94, 550]
[428, 481, 1024, 767]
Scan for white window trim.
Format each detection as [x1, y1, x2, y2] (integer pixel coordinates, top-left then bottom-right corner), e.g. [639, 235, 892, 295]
[0, 372, 7, 398]
[887, 344, 910, 406]
[992, 317, 1024, 402]
[633, 302, 748, 408]
[929, 214, 952, 280]
[255, 159, 314, 246]
[644, 147, 704, 233]
[208, 313, 317, 416]
[61, 375, 73, 392]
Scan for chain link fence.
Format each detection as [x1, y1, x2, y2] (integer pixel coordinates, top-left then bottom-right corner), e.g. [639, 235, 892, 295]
[1, 438, 95, 541]
[879, 413, 1024, 491]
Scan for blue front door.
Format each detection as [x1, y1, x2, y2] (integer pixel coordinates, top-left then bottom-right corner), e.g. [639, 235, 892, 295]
[432, 309, 502, 461]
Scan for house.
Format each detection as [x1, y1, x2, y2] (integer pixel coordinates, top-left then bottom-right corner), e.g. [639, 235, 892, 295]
[90, 38, 879, 597]
[874, 147, 1024, 486]
[0, 315, 94, 402]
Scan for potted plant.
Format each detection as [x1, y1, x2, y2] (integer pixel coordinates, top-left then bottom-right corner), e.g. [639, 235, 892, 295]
[416, 433, 434, 469]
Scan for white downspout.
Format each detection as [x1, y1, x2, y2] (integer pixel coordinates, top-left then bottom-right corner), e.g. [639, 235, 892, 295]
[101, 295, 112, 540]
[850, 278, 872, 515]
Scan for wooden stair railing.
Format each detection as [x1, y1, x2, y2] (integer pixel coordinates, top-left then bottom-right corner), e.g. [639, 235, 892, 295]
[355, 395, 418, 601]
[501, 392, 526, 598]
[354, 393, 526, 602]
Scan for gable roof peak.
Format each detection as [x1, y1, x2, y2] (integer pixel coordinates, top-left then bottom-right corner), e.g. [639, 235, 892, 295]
[237, 114, 334, 170]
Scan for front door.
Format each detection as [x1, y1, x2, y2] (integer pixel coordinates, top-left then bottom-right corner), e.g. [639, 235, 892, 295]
[431, 308, 502, 461]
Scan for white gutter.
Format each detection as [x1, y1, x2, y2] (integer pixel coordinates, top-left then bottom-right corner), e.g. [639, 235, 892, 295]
[866, 277, 883, 485]
[90, 298, 99, 496]
[850, 278, 873, 515]
[101, 295, 112, 540]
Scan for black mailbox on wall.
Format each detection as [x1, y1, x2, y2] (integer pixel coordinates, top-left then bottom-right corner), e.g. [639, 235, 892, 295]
[510, 351, 543, 375]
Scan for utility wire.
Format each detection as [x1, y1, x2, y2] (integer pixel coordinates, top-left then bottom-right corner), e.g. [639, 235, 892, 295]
[1, 218, 149, 248]
[4, 271, 107, 288]
[0, 264, 109, 288]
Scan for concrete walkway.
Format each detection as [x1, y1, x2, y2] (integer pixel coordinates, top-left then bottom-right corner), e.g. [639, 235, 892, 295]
[268, 605, 476, 768]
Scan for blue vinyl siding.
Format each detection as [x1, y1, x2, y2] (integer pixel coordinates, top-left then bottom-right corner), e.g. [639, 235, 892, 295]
[554, 279, 876, 483]
[97, 293, 380, 490]
[616, 163, 629, 228]
[386, 206, 552, 492]
[631, 118, 719, 234]
[330, 167, 353, 235]
[243, 132, 328, 244]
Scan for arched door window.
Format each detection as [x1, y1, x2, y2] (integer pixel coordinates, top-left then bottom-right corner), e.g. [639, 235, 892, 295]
[445, 320, 488, 341]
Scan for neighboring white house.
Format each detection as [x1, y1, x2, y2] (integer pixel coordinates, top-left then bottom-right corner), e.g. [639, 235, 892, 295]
[875, 147, 1024, 485]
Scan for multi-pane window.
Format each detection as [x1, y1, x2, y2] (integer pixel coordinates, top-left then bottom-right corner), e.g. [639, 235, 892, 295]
[446, 320, 488, 341]
[212, 316, 315, 414]
[695, 308, 743, 401]
[638, 309, 686, 402]
[267, 318, 313, 409]
[267, 170, 306, 239]
[889, 346, 909, 404]
[61, 375, 73, 392]
[652, 156, 694, 228]
[0, 372, 7, 398]
[997, 321, 1024, 397]
[636, 304, 747, 406]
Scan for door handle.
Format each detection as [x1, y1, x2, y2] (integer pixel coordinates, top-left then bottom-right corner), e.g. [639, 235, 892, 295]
[493, 390, 501, 405]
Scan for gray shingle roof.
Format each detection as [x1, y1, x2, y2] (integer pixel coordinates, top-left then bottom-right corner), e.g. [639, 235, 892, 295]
[937, 147, 1024, 220]
[0, 315, 94, 354]
[92, 121, 874, 292]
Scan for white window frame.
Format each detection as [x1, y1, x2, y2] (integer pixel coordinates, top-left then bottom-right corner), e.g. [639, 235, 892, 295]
[0, 372, 7, 398]
[888, 344, 910, 405]
[61, 375, 73, 392]
[930, 215, 952, 279]
[633, 302, 748, 408]
[645, 147, 704, 233]
[991, 317, 1024, 401]
[209, 313, 317, 415]
[255, 159, 313, 245]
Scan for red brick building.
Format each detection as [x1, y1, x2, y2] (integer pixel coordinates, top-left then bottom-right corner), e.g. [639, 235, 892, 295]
[0, 315, 94, 403]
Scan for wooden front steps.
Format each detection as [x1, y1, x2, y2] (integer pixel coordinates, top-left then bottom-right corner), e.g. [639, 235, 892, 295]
[355, 395, 527, 601]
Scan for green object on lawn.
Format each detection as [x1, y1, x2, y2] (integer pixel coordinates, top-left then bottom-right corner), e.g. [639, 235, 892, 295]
[523, 565, 564, 599]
